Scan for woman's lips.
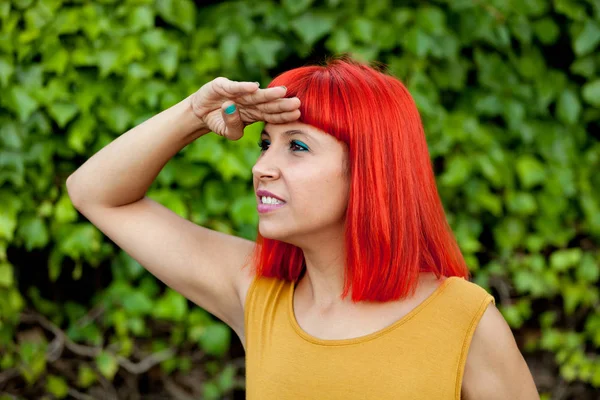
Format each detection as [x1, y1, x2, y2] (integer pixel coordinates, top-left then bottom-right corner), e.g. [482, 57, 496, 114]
[257, 202, 286, 214]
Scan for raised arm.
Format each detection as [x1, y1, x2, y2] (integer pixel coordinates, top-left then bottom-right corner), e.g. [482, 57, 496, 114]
[66, 78, 300, 342]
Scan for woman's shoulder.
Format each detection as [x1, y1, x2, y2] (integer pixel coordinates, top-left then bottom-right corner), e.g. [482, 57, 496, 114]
[445, 275, 496, 305]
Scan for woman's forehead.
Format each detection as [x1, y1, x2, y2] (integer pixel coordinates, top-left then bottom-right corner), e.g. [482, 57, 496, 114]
[263, 121, 328, 137]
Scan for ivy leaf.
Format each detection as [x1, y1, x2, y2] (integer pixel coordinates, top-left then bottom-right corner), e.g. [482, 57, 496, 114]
[582, 79, 600, 106]
[46, 375, 69, 399]
[556, 89, 581, 125]
[121, 291, 153, 316]
[43, 47, 69, 75]
[533, 18, 560, 45]
[10, 87, 39, 122]
[550, 248, 582, 272]
[95, 352, 118, 380]
[282, 0, 314, 15]
[47, 102, 79, 128]
[0, 56, 15, 87]
[98, 105, 132, 133]
[573, 20, 600, 56]
[67, 113, 96, 154]
[515, 155, 546, 189]
[439, 154, 471, 187]
[157, 47, 179, 79]
[77, 365, 97, 388]
[198, 324, 231, 357]
[147, 189, 188, 219]
[230, 195, 258, 226]
[576, 253, 599, 283]
[155, 0, 196, 33]
[152, 289, 188, 322]
[17, 215, 49, 251]
[290, 12, 335, 46]
[128, 6, 155, 32]
[0, 261, 14, 287]
[97, 50, 119, 78]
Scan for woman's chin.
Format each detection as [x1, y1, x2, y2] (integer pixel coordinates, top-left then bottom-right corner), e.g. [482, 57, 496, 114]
[258, 222, 291, 242]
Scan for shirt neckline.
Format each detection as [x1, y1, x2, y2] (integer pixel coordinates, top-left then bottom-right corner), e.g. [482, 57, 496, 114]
[287, 276, 457, 346]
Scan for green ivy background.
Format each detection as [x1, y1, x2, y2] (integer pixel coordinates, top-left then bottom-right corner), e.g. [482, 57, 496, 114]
[0, 0, 599, 398]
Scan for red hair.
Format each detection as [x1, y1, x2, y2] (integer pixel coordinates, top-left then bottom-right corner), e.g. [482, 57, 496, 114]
[250, 57, 469, 302]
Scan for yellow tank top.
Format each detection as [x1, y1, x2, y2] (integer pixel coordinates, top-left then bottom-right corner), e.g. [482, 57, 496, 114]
[244, 275, 495, 399]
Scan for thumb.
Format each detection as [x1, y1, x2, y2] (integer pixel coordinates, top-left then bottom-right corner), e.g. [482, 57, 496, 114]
[221, 101, 244, 141]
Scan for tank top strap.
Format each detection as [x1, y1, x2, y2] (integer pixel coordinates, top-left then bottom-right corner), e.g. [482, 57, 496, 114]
[411, 276, 496, 398]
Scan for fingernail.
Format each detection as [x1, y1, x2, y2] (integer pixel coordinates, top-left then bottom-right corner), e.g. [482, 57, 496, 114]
[225, 104, 236, 115]
[254, 81, 260, 87]
[280, 86, 287, 90]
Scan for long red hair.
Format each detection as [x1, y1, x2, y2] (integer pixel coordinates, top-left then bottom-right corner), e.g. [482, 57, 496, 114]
[250, 57, 469, 302]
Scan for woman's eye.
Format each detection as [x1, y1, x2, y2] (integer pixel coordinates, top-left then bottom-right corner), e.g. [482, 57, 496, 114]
[257, 139, 270, 151]
[290, 140, 309, 152]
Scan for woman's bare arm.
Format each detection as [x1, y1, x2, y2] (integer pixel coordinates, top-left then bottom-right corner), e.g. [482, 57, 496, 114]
[66, 79, 300, 340]
[461, 304, 540, 400]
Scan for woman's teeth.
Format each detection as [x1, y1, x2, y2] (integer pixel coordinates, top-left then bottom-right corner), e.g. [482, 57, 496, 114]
[261, 196, 284, 205]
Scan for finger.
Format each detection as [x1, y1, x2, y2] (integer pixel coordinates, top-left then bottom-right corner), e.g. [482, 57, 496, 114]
[212, 77, 260, 96]
[261, 109, 302, 124]
[236, 86, 288, 105]
[254, 97, 301, 113]
[221, 101, 245, 140]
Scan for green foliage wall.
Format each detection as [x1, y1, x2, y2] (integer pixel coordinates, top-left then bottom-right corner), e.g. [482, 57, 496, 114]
[0, 0, 599, 398]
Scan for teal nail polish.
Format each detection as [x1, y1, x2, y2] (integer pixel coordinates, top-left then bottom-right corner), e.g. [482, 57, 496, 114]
[225, 104, 236, 115]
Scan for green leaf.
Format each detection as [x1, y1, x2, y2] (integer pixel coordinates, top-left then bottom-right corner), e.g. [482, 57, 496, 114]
[582, 79, 600, 106]
[570, 56, 595, 78]
[47, 102, 79, 128]
[290, 12, 335, 46]
[515, 155, 546, 189]
[128, 6, 155, 32]
[0, 56, 14, 87]
[98, 105, 133, 133]
[95, 352, 118, 380]
[0, 261, 14, 287]
[550, 248, 582, 272]
[350, 17, 374, 42]
[556, 89, 581, 125]
[155, 0, 196, 33]
[415, 6, 445, 35]
[10, 87, 39, 122]
[77, 365, 97, 388]
[17, 215, 49, 251]
[198, 323, 231, 357]
[121, 291, 154, 316]
[533, 18, 560, 45]
[67, 113, 96, 153]
[46, 375, 69, 399]
[43, 47, 69, 74]
[576, 253, 599, 283]
[282, 0, 314, 14]
[55, 193, 78, 224]
[152, 289, 188, 322]
[97, 50, 119, 78]
[147, 189, 188, 218]
[439, 154, 472, 187]
[157, 47, 179, 79]
[506, 192, 537, 216]
[573, 20, 600, 56]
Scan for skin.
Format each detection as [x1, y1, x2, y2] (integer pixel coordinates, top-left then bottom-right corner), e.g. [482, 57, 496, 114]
[252, 122, 352, 308]
[248, 121, 538, 398]
[71, 75, 538, 399]
[247, 122, 539, 399]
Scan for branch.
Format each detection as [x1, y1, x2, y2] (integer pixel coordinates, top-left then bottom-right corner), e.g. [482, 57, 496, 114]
[19, 311, 176, 374]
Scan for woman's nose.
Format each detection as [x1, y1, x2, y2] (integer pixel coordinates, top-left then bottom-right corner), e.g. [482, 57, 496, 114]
[252, 153, 281, 181]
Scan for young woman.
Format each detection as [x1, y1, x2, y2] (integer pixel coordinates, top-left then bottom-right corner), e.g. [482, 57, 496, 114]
[67, 58, 539, 399]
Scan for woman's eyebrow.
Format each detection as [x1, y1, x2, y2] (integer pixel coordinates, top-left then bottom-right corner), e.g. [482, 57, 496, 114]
[261, 129, 309, 137]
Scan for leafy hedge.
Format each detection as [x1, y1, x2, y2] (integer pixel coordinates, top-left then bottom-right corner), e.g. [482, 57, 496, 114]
[0, 0, 599, 398]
